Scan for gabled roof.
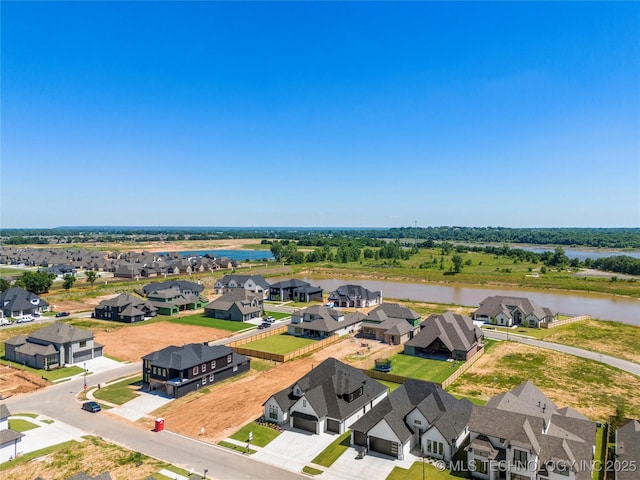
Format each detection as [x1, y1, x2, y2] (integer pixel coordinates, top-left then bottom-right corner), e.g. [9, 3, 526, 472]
[142, 280, 204, 295]
[97, 293, 154, 309]
[293, 305, 365, 333]
[406, 311, 481, 352]
[269, 279, 311, 289]
[0, 428, 24, 446]
[204, 289, 261, 313]
[351, 379, 472, 444]
[268, 358, 387, 422]
[366, 303, 420, 322]
[0, 403, 11, 420]
[0, 287, 49, 311]
[329, 284, 381, 301]
[142, 343, 244, 370]
[486, 380, 562, 419]
[4, 334, 28, 346]
[216, 274, 270, 289]
[473, 295, 555, 320]
[29, 322, 93, 344]
[617, 420, 640, 480]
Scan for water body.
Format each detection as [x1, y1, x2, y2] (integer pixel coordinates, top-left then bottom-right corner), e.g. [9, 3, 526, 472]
[160, 249, 274, 261]
[293, 277, 640, 326]
[517, 247, 640, 262]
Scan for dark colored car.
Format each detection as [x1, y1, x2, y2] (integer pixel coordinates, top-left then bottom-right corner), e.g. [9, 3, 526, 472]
[56, 312, 70, 318]
[259, 322, 271, 329]
[82, 401, 101, 413]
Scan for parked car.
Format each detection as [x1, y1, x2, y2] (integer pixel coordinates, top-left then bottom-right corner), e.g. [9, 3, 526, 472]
[0, 318, 11, 326]
[325, 302, 335, 308]
[82, 401, 101, 413]
[265, 316, 275, 323]
[33, 313, 41, 317]
[258, 322, 271, 329]
[16, 315, 34, 323]
[55, 311, 70, 317]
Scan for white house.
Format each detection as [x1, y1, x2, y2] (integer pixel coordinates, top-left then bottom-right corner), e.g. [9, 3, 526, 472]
[0, 404, 23, 463]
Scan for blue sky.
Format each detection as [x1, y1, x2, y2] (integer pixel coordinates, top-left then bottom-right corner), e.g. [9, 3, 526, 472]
[2, 1, 639, 228]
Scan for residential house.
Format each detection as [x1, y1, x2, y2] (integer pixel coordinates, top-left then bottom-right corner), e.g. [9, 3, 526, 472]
[288, 305, 365, 338]
[146, 288, 206, 315]
[361, 303, 421, 345]
[0, 404, 24, 463]
[467, 381, 597, 480]
[473, 296, 557, 328]
[263, 357, 387, 435]
[142, 343, 250, 398]
[0, 287, 49, 319]
[47, 264, 77, 278]
[328, 284, 382, 308]
[4, 322, 103, 369]
[113, 263, 142, 279]
[94, 293, 157, 323]
[350, 379, 472, 461]
[615, 419, 640, 480]
[213, 274, 270, 297]
[404, 311, 483, 361]
[268, 279, 323, 302]
[203, 289, 263, 322]
[143, 280, 204, 297]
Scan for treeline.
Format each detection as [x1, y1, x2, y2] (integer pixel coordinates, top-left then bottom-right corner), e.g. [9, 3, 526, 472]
[268, 239, 416, 264]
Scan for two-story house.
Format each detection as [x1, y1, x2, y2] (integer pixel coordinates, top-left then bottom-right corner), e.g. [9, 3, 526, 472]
[268, 279, 323, 302]
[350, 379, 472, 461]
[94, 293, 157, 323]
[4, 322, 103, 369]
[288, 305, 365, 338]
[203, 289, 263, 322]
[213, 274, 270, 298]
[361, 303, 422, 345]
[142, 280, 204, 297]
[473, 296, 557, 328]
[146, 287, 206, 315]
[467, 381, 597, 480]
[263, 357, 387, 435]
[0, 287, 50, 319]
[328, 284, 382, 308]
[142, 343, 250, 398]
[0, 403, 24, 463]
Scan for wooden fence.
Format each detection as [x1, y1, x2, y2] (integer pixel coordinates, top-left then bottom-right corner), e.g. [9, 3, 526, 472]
[540, 315, 591, 329]
[229, 330, 340, 363]
[441, 346, 485, 389]
[361, 369, 416, 386]
[226, 325, 288, 347]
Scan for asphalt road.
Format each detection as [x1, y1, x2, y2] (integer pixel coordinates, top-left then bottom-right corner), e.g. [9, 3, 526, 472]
[4, 364, 305, 480]
[483, 330, 640, 377]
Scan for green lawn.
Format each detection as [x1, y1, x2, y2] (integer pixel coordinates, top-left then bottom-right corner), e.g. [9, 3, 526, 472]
[378, 380, 403, 392]
[303, 466, 324, 475]
[9, 418, 39, 432]
[387, 460, 461, 480]
[217, 440, 256, 455]
[0, 360, 84, 382]
[230, 422, 281, 447]
[241, 334, 317, 354]
[93, 375, 142, 405]
[311, 431, 351, 467]
[384, 353, 464, 384]
[264, 310, 291, 320]
[168, 314, 255, 332]
[593, 425, 606, 480]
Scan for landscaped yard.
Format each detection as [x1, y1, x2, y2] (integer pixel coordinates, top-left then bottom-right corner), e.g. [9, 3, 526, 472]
[240, 334, 317, 355]
[383, 353, 464, 384]
[168, 314, 254, 332]
[264, 310, 291, 320]
[387, 460, 462, 480]
[93, 375, 142, 405]
[8, 418, 39, 432]
[230, 421, 281, 447]
[311, 431, 351, 467]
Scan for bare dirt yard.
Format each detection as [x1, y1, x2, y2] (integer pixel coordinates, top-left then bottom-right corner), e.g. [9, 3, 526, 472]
[94, 321, 235, 362]
[49, 293, 118, 314]
[0, 364, 49, 399]
[140, 336, 400, 442]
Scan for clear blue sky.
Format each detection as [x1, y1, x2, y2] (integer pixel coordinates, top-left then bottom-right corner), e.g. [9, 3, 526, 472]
[2, 1, 639, 228]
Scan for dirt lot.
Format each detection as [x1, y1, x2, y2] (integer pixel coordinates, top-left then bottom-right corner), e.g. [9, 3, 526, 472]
[139, 336, 400, 441]
[0, 364, 49, 399]
[50, 293, 118, 315]
[94, 322, 235, 362]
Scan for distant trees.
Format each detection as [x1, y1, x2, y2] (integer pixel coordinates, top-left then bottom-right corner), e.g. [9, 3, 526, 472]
[63, 274, 76, 290]
[14, 271, 55, 294]
[85, 270, 98, 286]
[451, 254, 464, 274]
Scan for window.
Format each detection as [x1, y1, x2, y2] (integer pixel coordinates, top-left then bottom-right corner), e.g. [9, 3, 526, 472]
[227, 354, 232, 363]
[79, 341, 87, 348]
[269, 405, 278, 420]
[193, 366, 199, 375]
[513, 449, 528, 468]
[211, 360, 216, 369]
[233, 365, 238, 372]
[209, 374, 214, 382]
[476, 460, 488, 475]
[202, 376, 207, 385]
[303, 399, 307, 407]
[202, 363, 206, 372]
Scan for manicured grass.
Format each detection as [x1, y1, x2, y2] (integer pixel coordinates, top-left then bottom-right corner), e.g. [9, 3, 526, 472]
[241, 334, 317, 355]
[13, 412, 38, 418]
[385, 353, 464, 384]
[9, 418, 39, 432]
[264, 310, 291, 320]
[218, 440, 256, 454]
[378, 380, 403, 392]
[303, 466, 324, 475]
[593, 424, 606, 480]
[168, 314, 254, 332]
[230, 422, 281, 447]
[93, 375, 142, 405]
[387, 460, 458, 480]
[311, 431, 351, 467]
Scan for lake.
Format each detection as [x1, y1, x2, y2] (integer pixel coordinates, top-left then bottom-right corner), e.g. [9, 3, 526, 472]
[517, 247, 640, 262]
[160, 249, 274, 261]
[292, 277, 640, 326]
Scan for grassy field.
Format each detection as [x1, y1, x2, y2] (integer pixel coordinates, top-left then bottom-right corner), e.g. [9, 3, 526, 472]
[447, 341, 640, 421]
[311, 431, 351, 467]
[240, 334, 317, 354]
[168, 314, 255, 332]
[385, 353, 464, 384]
[93, 375, 142, 405]
[230, 422, 281, 447]
[264, 310, 291, 320]
[387, 460, 460, 480]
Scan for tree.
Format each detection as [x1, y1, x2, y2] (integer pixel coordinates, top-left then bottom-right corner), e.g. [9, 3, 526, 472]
[0, 278, 10, 293]
[63, 274, 76, 290]
[270, 241, 285, 262]
[14, 271, 55, 294]
[85, 270, 98, 287]
[451, 254, 464, 274]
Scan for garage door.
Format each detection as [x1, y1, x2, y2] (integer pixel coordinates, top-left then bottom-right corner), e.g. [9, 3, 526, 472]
[353, 431, 367, 446]
[370, 437, 398, 458]
[326, 419, 340, 433]
[73, 350, 92, 363]
[292, 413, 317, 433]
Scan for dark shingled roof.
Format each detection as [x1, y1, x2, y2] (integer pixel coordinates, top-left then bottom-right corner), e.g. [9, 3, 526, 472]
[406, 311, 482, 352]
[351, 379, 472, 443]
[142, 280, 204, 295]
[329, 284, 381, 302]
[29, 322, 93, 344]
[473, 295, 555, 320]
[142, 343, 247, 370]
[269, 279, 311, 289]
[616, 420, 640, 480]
[216, 274, 270, 289]
[268, 358, 387, 422]
[0, 286, 49, 312]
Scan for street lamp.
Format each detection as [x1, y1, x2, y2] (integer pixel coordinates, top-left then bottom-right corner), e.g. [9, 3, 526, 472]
[203, 468, 208, 479]
[83, 362, 87, 390]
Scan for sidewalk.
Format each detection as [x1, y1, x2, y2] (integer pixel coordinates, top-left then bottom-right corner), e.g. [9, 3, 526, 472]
[10, 413, 87, 456]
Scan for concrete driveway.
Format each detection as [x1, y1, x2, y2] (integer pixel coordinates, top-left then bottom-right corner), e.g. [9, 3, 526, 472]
[12, 414, 87, 457]
[326, 446, 418, 480]
[109, 391, 173, 421]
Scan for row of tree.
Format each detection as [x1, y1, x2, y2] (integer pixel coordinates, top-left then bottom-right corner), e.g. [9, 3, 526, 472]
[0, 270, 100, 294]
